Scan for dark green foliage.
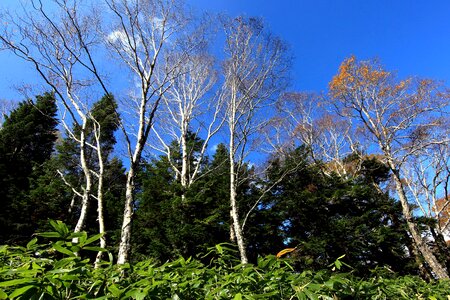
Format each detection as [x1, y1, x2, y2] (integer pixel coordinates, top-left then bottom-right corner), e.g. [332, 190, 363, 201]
[131, 142, 231, 262]
[0, 93, 58, 244]
[1, 225, 449, 299]
[41, 94, 125, 247]
[258, 147, 415, 276]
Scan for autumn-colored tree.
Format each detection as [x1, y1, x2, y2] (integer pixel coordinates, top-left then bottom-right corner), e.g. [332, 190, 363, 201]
[329, 56, 450, 279]
[435, 197, 450, 239]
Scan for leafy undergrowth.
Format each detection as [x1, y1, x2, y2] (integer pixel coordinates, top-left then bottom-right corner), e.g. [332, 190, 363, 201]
[1, 221, 450, 299]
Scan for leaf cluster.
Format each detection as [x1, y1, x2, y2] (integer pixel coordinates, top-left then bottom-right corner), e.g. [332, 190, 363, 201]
[1, 224, 450, 299]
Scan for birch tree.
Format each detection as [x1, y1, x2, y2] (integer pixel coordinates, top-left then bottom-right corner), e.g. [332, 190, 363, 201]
[152, 52, 223, 198]
[1, 0, 188, 265]
[221, 16, 290, 263]
[0, 99, 17, 127]
[329, 56, 450, 279]
[0, 0, 111, 257]
[276, 92, 359, 178]
[404, 142, 450, 265]
[104, 0, 188, 264]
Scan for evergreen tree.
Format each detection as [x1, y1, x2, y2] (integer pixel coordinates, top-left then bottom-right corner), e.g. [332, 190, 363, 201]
[260, 147, 415, 276]
[0, 93, 58, 244]
[27, 95, 125, 251]
[52, 95, 125, 243]
[131, 143, 232, 262]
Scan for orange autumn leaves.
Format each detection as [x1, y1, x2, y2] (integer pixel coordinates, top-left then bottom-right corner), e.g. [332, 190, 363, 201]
[329, 55, 410, 100]
[276, 247, 297, 258]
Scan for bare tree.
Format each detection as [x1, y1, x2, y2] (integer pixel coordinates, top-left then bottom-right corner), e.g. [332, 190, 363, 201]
[329, 56, 450, 279]
[221, 16, 290, 264]
[1, 0, 189, 265]
[403, 142, 450, 265]
[0, 99, 17, 127]
[276, 92, 360, 178]
[104, 0, 188, 264]
[151, 51, 224, 198]
[0, 0, 111, 262]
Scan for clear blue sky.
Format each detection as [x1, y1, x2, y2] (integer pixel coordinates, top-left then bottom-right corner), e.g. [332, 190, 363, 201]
[190, 0, 450, 92]
[1, 0, 450, 99]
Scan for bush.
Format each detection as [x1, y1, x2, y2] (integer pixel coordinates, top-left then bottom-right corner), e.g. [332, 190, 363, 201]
[1, 221, 449, 299]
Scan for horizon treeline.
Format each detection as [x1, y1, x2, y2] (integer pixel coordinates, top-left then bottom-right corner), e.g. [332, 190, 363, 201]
[1, 0, 450, 280]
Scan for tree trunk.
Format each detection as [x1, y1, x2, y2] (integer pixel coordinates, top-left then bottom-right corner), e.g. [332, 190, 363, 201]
[73, 122, 91, 244]
[181, 128, 188, 202]
[229, 131, 248, 264]
[390, 167, 449, 279]
[429, 226, 450, 272]
[95, 140, 106, 266]
[117, 167, 135, 265]
[407, 241, 434, 281]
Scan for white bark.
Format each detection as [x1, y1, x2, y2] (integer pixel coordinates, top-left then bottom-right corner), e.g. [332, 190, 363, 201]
[329, 56, 450, 278]
[92, 119, 106, 265]
[151, 53, 223, 197]
[389, 161, 449, 279]
[0, 0, 111, 247]
[73, 119, 92, 238]
[105, 0, 187, 265]
[276, 92, 359, 178]
[221, 16, 290, 264]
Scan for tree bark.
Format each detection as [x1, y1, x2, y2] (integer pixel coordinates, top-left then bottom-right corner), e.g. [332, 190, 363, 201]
[117, 166, 135, 265]
[390, 166, 449, 279]
[229, 124, 248, 264]
[95, 123, 106, 266]
[73, 121, 91, 243]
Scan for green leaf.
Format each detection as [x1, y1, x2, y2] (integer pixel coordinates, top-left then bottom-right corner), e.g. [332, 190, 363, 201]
[108, 284, 122, 298]
[8, 285, 36, 299]
[49, 220, 69, 237]
[67, 232, 85, 240]
[36, 232, 61, 238]
[234, 293, 243, 300]
[125, 289, 147, 300]
[83, 246, 107, 252]
[0, 289, 8, 300]
[26, 238, 38, 250]
[0, 278, 36, 287]
[83, 233, 104, 246]
[52, 242, 75, 257]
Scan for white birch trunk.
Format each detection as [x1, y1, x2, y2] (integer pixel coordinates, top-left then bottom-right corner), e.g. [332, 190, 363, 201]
[388, 162, 449, 279]
[73, 120, 91, 244]
[117, 167, 135, 265]
[94, 122, 106, 265]
[229, 124, 248, 264]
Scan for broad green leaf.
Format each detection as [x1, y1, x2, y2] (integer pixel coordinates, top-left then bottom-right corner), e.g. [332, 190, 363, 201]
[0, 289, 7, 300]
[83, 246, 107, 252]
[53, 257, 77, 269]
[108, 284, 122, 298]
[8, 285, 36, 299]
[67, 232, 85, 240]
[49, 220, 69, 237]
[26, 238, 38, 250]
[84, 233, 104, 246]
[0, 278, 36, 287]
[125, 289, 147, 300]
[36, 232, 61, 238]
[52, 243, 75, 257]
[234, 293, 243, 300]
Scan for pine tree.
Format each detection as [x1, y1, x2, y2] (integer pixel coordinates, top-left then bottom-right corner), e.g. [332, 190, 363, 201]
[0, 93, 58, 244]
[260, 147, 415, 276]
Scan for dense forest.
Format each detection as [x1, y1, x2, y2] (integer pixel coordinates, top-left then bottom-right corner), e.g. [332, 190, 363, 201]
[1, 0, 450, 298]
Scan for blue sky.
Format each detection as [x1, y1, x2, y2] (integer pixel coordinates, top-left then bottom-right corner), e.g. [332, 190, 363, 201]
[190, 0, 450, 92]
[1, 0, 450, 99]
